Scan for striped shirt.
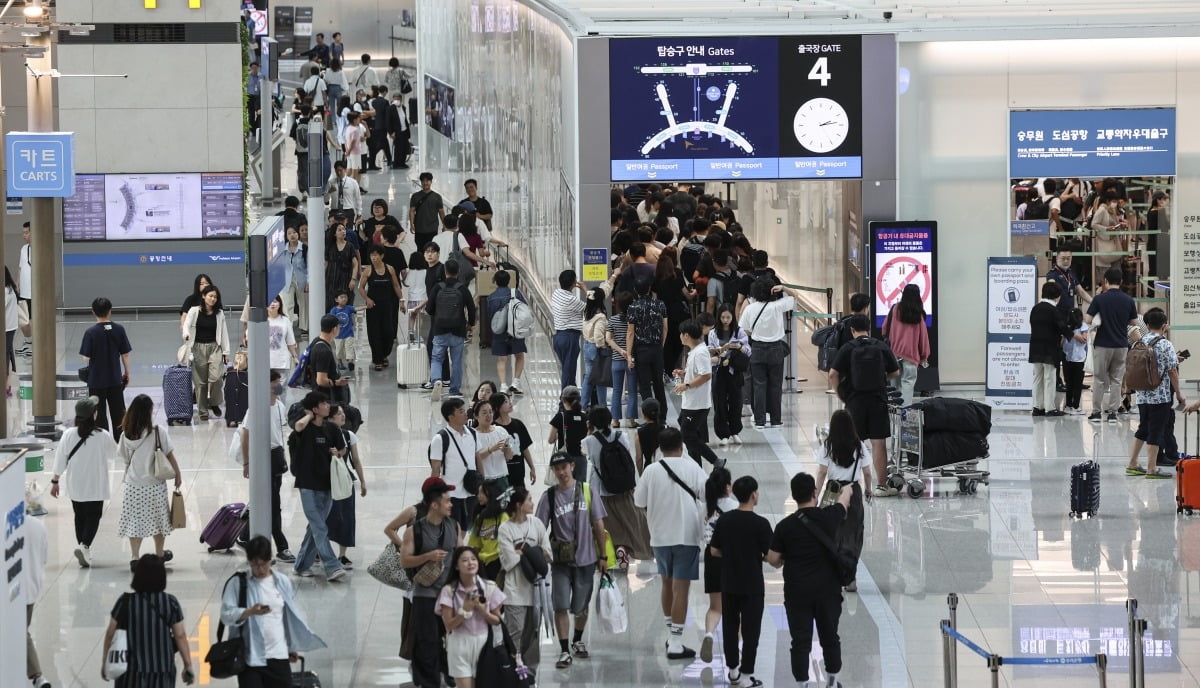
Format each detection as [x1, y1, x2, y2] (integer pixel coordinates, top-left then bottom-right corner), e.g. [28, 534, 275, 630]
[608, 313, 629, 360]
[551, 288, 586, 332]
[111, 591, 184, 677]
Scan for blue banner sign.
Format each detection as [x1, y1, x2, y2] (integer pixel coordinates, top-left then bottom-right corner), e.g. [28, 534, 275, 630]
[64, 252, 246, 267]
[1011, 220, 1050, 236]
[6, 132, 75, 197]
[1009, 108, 1175, 177]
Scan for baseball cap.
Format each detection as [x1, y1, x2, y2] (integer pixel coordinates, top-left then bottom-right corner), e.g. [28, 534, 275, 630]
[459, 200, 476, 213]
[548, 451, 574, 467]
[75, 395, 99, 418]
[421, 476, 455, 494]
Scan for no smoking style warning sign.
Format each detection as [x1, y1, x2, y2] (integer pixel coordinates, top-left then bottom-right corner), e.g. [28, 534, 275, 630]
[871, 223, 935, 328]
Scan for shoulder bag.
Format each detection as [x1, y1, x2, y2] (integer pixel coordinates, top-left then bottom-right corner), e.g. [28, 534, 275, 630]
[796, 511, 857, 586]
[549, 482, 583, 565]
[103, 593, 130, 680]
[475, 580, 526, 688]
[153, 427, 176, 481]
[819, 451, 862, 508]
[412, 518, 455, 587]
[440, 428, 482, 495]
[657, 459, 706, 541]
[368, 541, 413, 590]
[206, 573, 249, 678]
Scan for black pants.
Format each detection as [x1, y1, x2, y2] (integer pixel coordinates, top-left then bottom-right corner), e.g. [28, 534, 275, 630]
[634, 342, 666, 410]
[415, 232, 437, 252]
[750, 342, 786, 425]
[722, 591, 765, 674]
[679, 408, 720, 467]
[295, 152, 308, 191]
[366, 303, 397, 365]
[712, 367, 744, 439]
[237, 658, 291, 688]
[368, 130, 390, 167]
[269, 468, 289, 552]
[411, 596, 448, 688]
[89, 384, 127, 438]
[392, 131, 411, 166]
[1063, 360, 1085, 410]
[450, 496, 475, 533]
[783, 585, 843, 682]
[72, 500, 103, 547]
[836, 481, 865, 567]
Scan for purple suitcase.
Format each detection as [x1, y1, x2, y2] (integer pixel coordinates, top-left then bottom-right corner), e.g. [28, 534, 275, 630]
[200, 502, 247, 552]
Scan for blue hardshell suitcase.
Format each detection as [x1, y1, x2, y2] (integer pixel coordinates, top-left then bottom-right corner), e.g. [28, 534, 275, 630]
[163, 364, 193, 425]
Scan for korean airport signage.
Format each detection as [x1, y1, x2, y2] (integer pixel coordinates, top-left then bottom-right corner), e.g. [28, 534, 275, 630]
[870, 222, 935, 329]
[63, 252, 246, 267]
[581, 247, 609, 282]
[1009, 108, 1176, 178]
[1010, 220, 1049, 237]
[609, 35, 862, 182]
[985, 257, 1037, 409]
[6, 132, 75, 197]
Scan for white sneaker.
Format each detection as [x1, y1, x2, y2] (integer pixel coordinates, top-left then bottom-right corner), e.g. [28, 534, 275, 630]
[718, 438, 729, 447]
[500, 383, 509, 394]
[431, 380, 443, 401]
[509, 379, 523, 395]
[731, 434, 743, 445]
[31, 677, 51, 688]
[74, 544, 91, 568]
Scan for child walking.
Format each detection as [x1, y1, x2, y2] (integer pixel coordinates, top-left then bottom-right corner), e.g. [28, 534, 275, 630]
[329, 290, 357, 371]
[1062, 308, 1089, 415]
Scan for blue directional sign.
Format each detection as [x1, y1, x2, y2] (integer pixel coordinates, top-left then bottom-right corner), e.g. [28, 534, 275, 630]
[6, 132, 75, 197]
[1009, 108, 1175, 177]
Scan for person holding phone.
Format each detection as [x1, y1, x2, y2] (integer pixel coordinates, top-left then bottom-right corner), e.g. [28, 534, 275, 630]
[220, 536, 326, 687]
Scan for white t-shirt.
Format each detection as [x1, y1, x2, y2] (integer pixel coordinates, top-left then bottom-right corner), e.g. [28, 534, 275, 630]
[52, 427, 116, 501]
[430, 426, 477, 499]
[342, 428, 359, 480]
[633, 455, 708, 548]
[120, 425, 176, 487]
[816, 442, 870, 482]
[704, 494, 739, 544]
[18, 242, 31, 299]
[681, 343, 712, 410]
[474, 426, 512, 479]
[22, 514, 47, 603]
[406, 265, 429, 303]
[243, 399, 287, 450]
[584, 428, 635, 497]
[250, 573, 289, 660]
[739, 295, 795, 343]
[267, 315, 296, 370]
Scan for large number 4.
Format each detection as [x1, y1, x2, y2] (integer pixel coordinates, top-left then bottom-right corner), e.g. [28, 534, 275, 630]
[808, 57, 831, 87]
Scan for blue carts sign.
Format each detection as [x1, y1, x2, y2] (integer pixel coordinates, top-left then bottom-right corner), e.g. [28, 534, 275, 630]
[6, 132, 75, 197]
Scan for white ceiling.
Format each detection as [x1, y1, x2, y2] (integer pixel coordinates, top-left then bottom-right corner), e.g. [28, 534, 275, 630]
[536, 0, 1200, 38]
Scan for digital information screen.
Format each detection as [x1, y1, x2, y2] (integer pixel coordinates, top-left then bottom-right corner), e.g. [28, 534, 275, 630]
[609, 36, 862, 182]
[870, 222, 935, 329]
[63, 172, 244, 241]
[1009, 108, 1176, 177]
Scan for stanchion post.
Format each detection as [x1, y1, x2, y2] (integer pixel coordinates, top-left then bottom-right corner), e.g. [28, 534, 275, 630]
[947, 593, 959, 684]
[1133, 618, 1147, 688]
[1126, 599, 1137, 688]
[988, 654, 1001, 688]
[941, 620, 954, 688]
[825, 287, 833, 321]
[1097, 653, 1108, 688]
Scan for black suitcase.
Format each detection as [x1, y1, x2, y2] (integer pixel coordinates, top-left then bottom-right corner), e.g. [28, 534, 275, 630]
[910, 397, 992, 435]
[1070, 459, 1100, 518]
[292, 658, 321, 687]
[223, 368, 249, 427]
[913, 431, 989, 470]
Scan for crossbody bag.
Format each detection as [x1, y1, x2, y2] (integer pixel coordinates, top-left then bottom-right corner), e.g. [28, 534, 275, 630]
[549, 482, 583, 565]
[796, 511, 857, 586]
[658, 460, 706, 540]
[819, 451, 862, 507]
[438, 428, 481, 495]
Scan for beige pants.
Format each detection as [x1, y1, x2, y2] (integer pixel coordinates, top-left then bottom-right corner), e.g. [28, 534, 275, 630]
[1032, 362, 1058, 411]
[1092, 346, 1127, 414]
[333, 336, 355, 363]
[191, 341, 225, 414]
[280, 279, 309, 332]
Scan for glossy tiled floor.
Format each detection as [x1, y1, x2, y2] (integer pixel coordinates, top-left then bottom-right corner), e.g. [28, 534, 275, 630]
[19, 308, 1200, 688]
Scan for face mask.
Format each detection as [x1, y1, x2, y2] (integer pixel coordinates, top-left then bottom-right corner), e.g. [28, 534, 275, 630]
[272, 384, 285, 396]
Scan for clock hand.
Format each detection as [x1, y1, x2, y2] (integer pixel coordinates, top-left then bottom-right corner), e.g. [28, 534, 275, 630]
[819, 121, 838, 126]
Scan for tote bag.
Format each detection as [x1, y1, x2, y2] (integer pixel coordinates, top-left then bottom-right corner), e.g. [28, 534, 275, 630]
[103, 594, 130, 680]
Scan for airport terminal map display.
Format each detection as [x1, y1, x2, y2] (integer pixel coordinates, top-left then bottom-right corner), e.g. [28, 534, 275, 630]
[610, 35, 862, 181]
[63, 172, 244, 241]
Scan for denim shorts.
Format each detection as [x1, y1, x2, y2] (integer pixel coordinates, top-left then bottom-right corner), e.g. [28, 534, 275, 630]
[653, 544, 700, 581]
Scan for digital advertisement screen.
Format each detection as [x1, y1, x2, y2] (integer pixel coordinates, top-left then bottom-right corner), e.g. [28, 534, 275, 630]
[63, 172, 244, 242]
[609, 35, 862, 182]
[870, 222, 935, 329]
[424, 75, 456, 139]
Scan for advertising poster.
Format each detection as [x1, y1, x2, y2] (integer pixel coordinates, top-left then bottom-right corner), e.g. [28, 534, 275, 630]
[0, 453, 26, 687]
[424, 75, 456, 139]
[985, 257, 1038, 408]
[870, 223, 934, 328]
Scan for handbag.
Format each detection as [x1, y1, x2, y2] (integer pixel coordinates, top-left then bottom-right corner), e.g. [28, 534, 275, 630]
[726, 345, 750, 374]
[589, 347, 613, 387]
[595, 572, 627, 633]
[153, 427, 176, 481]
[206, 573, 249, 678]
[170, 490, 186, 529]
[797, 511, 857, 586]
[475, 584, 523, 688]
[368, 542, 413, 590]
[819, 452, 862, 508]
[412, 559, 445, 587]
[17, 299, 30, 337]
[103, 594, 130, 680]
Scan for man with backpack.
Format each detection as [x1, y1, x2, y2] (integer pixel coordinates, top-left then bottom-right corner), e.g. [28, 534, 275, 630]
[486, 270, 529, 394]
[1125, 309, 1184, 478]
[706, 250, 738, 314]
[816, 293, 870, 393]
[307, 314, 351, 403]
[829, 315, 901, 498]
[289, 391, 348, 581]
[584, 406, 652, 565]
[1086, 267, 1139, 423]
[426, 259, 476, 399]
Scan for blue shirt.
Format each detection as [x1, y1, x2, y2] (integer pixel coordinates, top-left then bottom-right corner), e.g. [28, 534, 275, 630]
[486, 286, 525, 325]
[330, 305, 355, 339]
[219, 572, 325, 667]
[247, 72, 261, 97]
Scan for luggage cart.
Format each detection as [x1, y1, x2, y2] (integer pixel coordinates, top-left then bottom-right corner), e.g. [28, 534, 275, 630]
[887, 404, 990, 498]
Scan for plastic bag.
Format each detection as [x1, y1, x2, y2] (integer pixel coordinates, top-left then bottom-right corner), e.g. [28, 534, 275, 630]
[595, 572, 627, 634]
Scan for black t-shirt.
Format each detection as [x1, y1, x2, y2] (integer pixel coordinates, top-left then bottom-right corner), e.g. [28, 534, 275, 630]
[180, 293, 202, 315]
[459, 196, 493, 217]
[382, 245, 407, 278]
[1087, 288, 1138, 348]
[769, 505, 846, 589]
[497, 417, 533, 484]
[710, 509, 773, 594]
[423, 261, 446, 298]
[194, 310, 218, 343]
[550, 409, 587, 457]
[637, 422, 662, 466]
[307, 339, 339, 394]
[831, 336, 899, 401]
[79, 321, 132, 389]
[292, 420, 346, 491]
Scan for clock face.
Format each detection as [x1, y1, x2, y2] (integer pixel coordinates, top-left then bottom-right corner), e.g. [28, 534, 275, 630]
[792, 97, 849, 154]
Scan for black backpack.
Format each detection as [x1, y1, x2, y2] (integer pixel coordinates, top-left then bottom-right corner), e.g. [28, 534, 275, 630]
[1025, 196, 1051, 220]
[433, 283, 465, 331]
[680, 241, 705, 284]
[593, 430, 637, 494]
[849, 338, 887, 393]
[812, 319, 847, 372]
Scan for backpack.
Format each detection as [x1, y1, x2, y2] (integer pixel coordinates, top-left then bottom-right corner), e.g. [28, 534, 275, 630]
[849, 338, 887, 393]
[448, 233, 476, 285]
[292, 117, 310, 153]
[492, 292, 534, 340]
[1025, 196, 1051, 220]
[433, 284, 466, 332]
[592, 430, 637, 494]
[812, 319, 846, 372]
[1124, 335, 1165, 392]
[287, 340, 319, 388]
[680, 241, 705, 284]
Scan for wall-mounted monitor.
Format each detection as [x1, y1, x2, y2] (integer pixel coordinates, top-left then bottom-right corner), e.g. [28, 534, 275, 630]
[62, 172, 244, 242]
[424, 75, 456, 139]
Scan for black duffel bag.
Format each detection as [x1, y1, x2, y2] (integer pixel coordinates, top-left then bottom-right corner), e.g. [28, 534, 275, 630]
[911, 397, 992, 435]
[914, 431, 989, 470]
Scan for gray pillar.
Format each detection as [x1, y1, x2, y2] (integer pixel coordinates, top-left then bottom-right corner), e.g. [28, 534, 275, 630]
[306, 116, 326, 330]
[28, 37, 56, 438]
[245, 236, 271, 540]
[576, 38, 610, 284]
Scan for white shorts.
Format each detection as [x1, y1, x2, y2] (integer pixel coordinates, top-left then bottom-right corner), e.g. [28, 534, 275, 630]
[345, 155, 361, 170]
[445, 630, 488, 678]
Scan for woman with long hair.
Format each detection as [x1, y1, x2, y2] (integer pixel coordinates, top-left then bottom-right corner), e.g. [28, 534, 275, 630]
[49, 395, 117, 567]
[436, 546, 506, 688]
[472, 399, 514, 496]
[881, 283, 931, 406]
[634, 398, 662, 473]
[606, 291, 639, 428]
[815, 409, 870, 592]
[654, 247, 694, 372]
[468, 483, 509, 581]
[183, 284, 230, 421]
[357, 244, 402, 370]
[701, 467, 738, 662]
[708, 303, 751, 445]
[267, 295, 299, 379]
[497, 487, 551, 676]
[326, 222, 361, 311]
[581, 287, 610, 409]
[178, 273, 212, 337]
[326, 404, 367, 569]
[118, 395, 184, 571]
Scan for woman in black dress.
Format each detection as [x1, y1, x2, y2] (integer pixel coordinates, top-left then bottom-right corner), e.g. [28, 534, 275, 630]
[357, 245, 403, 370]
[325, 223, 360, 311]
[102, 555, 195, 686]
[653, 247, 694, 373]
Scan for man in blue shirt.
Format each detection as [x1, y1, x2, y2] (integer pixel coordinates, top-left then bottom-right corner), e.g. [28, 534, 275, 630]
[486, 270, 527, 394]
[1085, 267, 1139, 423]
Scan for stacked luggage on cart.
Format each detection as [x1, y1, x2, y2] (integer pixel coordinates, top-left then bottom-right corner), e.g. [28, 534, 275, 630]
[890, 397, 992, 497]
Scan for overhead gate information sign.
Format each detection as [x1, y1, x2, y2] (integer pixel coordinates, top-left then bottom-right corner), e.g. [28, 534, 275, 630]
[1009, 108, 1176, 178]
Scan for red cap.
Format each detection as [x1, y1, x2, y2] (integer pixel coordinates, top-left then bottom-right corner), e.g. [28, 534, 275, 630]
[421, 476, 454, 494]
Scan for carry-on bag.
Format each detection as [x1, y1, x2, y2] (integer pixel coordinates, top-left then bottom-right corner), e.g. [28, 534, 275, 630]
[396, 338, 427, 388]
[200, 502, 248, 552]
[163, 364, 194, 426]
[1069, 455, 1100, 519]
[291, 657, 322, 687]
[223, 368, 249, 427]
[1178, 412, 1200, 515]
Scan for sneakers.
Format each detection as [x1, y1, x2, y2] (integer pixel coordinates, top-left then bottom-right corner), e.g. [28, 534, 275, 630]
[753, 424, 766, 430]
[728, 669, 742, 685]
[1088, 411, 1103, 423]
[295, 567, 316, 577]
[872, 485, 900, 498]
[667, 645, 696, 660]
[338, 555, 354, 569]
[570, 641, 590, 658]
[500, 383, 509, 394]
[328, 568, 348, 582]
[74, 544, 91, 568]
[700, 634, 714, 662]
[1032, 408, 1046, 417]
[1065, 407, 1085, 416]
[718, 437, 729, 447]
[420, 381, 435, 391]
[431, 380, 443, 401]
[276, 549, 296, 563]
[1126, 465, 1147, 476]
[210, 405, 222, 417]
[731, 434, 743, 445]
[555, 651, 572, 669]
[1107, 412, 1119, 424]
[509, 379, 524, 395]
[31, 676, 51, 688]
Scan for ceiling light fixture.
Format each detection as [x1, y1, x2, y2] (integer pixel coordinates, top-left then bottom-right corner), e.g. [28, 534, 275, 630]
[22, 0, 43, 18]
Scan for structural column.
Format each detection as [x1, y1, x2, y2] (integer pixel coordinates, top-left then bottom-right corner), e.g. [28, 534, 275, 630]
[28, 36, 56, 438]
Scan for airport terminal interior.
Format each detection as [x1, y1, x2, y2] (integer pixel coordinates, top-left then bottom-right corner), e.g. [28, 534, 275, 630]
[7, 1, 1200, 687]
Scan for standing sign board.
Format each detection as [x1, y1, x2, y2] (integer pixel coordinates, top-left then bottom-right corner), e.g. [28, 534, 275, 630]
[6, 132, 75, 197]
[985, 257, 1038, 409]
[868, 221, 938, 391]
